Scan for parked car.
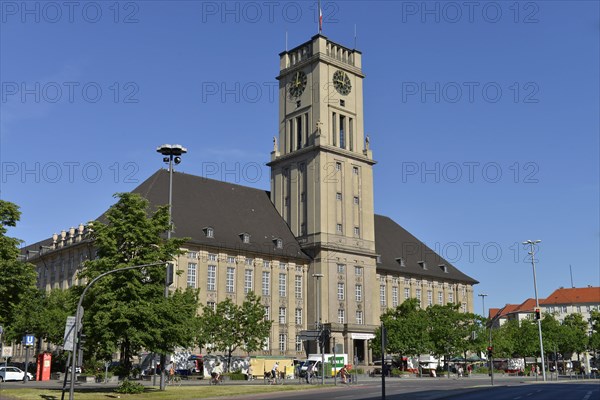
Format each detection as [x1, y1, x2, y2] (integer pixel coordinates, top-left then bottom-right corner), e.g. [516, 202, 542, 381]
[0, 366, 34, 382]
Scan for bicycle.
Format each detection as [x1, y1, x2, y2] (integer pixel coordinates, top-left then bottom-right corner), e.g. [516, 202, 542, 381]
[209, 372, 222, 385]
[264, 371, 283, 385]
[166, 373, 182, 387]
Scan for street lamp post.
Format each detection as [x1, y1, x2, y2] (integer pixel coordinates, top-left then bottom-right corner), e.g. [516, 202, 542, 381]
[156, 144, 187, 390]
[312, 273, 324, 385]
[523, 239, 546, 382]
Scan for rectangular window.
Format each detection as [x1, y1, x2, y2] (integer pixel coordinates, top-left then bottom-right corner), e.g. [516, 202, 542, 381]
[438, 291, 443, 305]
[296, 116, 302, 150]
[207, 301, 216, 311]
[392, 287, 398, 307]
[349, 117, 354, 151]
[332, 112, 337, 146]
[337, 264, 345, 273]
[279, 273, 287, 297]
[263, 260, 271, 268]
[227, 256, 235, 264]
[577, 305, 581, 313]
[462, 303, 467, 312]
[449, 292, 454, 303]
[295, 308, 303, 325]
[208, 253, 217, 261]
[206, 228, 214, 238]
[187, 262, 197, 288]
[337, 282, 345, 300]
[279, 333, 287, 351]
[336, 192, 342, 201]
[279, 262, 287, 270]
[245, 257, 254, 266]
[355, 266, 362, 276]
[336, 162, 342, 171]
[354, 227, 360, 237]
[427, 290, 433, 306]
[353, 166, 359, 175]
[263, 336, 270, 351]
[339, 115, 346, 149]
[296, 335, 303, 352]
[336, 223, 343, 233]
[416, 288, 422, 302]
[262, 271, 271, 295]
[295, 275, 303, 299]
[562, 305, 567, 313]
[338, 309, 345, 323]
[226, 267, 235, 293]
[264, 306, 270, 321]
[380, 285, 386, 306]
[353, 196, 359, 205]
[244, 269, 253, 294]
[279, 307, 286, 324]
[356, 310, 363, 325]
[207, 265, 216, 291]
[187, 251, 197, 259]
[355, 284, 362, 302]
[404, 287, 410, 300]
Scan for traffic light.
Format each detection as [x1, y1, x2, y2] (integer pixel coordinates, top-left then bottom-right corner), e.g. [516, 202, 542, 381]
[487, 346, 493, 358]
[534, 308, 541, 320]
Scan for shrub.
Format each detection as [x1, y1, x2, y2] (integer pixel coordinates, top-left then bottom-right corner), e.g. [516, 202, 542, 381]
[225, 372, 246, 381]
[115, 379, 145, 394]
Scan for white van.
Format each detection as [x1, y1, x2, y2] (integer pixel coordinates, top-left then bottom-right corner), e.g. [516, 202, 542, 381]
[300, 354, 348, 377]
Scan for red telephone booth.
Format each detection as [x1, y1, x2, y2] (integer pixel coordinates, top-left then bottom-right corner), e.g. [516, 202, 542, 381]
[36, 353, 52, 381]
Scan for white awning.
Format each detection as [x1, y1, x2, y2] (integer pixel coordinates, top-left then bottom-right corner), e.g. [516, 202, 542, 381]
[350, 333, 375, 340]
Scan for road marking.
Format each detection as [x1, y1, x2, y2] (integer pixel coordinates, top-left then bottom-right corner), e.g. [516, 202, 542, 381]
[514, 397, 522, 399]
[582, 390, 592, 400]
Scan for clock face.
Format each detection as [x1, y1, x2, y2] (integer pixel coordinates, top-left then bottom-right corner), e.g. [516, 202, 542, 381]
[288, 70, 307, 98]
[333, 70, 352, 95]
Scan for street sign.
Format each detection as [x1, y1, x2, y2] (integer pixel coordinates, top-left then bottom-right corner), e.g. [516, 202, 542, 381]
[23, 334, 35, 347]
[0, 325, 3, 335]
[64, 316, 76, 351]
[1, 346, 12, 358]
[299, 330, 321, 341]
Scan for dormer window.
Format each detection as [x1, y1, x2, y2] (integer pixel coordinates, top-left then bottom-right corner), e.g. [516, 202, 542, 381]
[395, 257, 406, 267]
[240, 233, 251, 244]
[418, 261, 427, 270]
[274, 238, 283, 249]
[203, 227, 214, 238]
[439, 264, 448, 273]
[376, 255, 382, 264]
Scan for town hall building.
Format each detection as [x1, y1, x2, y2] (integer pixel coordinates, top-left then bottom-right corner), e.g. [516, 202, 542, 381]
[23, 34, 478, 365]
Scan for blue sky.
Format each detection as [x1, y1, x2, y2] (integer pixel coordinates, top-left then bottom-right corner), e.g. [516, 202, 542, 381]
[1, 1, 598, 314]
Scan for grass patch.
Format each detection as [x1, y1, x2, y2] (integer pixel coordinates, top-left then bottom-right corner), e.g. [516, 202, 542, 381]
[0, 384, 320, 400]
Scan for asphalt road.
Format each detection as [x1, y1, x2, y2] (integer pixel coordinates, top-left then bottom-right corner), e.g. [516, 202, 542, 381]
[1, 374, 598, 400]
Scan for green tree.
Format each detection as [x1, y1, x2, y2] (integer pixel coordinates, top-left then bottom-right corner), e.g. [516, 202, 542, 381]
[79, 193, 198, 375]
[375, 299, 430, 364]
[8, 288, 77, 347]
[0, 200, 37, 329]
[199, 292, 271, 371]
[560, 313, 589, 360]
[427, 304, 467, 359]
[588, 310, 600, 365]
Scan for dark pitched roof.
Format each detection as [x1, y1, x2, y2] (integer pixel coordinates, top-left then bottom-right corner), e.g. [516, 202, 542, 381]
[133, 169, 309, 260]
[373, 215, 478, 284]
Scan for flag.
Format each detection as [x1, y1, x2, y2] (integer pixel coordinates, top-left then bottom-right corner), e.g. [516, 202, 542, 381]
[319, 1, 323, 32]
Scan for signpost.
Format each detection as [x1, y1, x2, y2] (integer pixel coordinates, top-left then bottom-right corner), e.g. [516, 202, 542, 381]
[22, 334, 34, 384]
[63, 317, 76, 352]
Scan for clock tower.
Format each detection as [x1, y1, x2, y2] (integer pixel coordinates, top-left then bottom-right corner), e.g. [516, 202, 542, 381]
[269, 34, 378, 359]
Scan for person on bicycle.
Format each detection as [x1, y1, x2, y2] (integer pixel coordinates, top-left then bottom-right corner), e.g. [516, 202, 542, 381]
[271, 362, 279, 384]
[340, 364, 348, 384]
[306, 362, 315, 384]
[212, 362, 223, 383]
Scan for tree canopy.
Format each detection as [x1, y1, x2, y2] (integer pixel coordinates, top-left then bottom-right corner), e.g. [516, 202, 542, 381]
[0, 200, 38, 330]
[79, 193, 198, 373]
